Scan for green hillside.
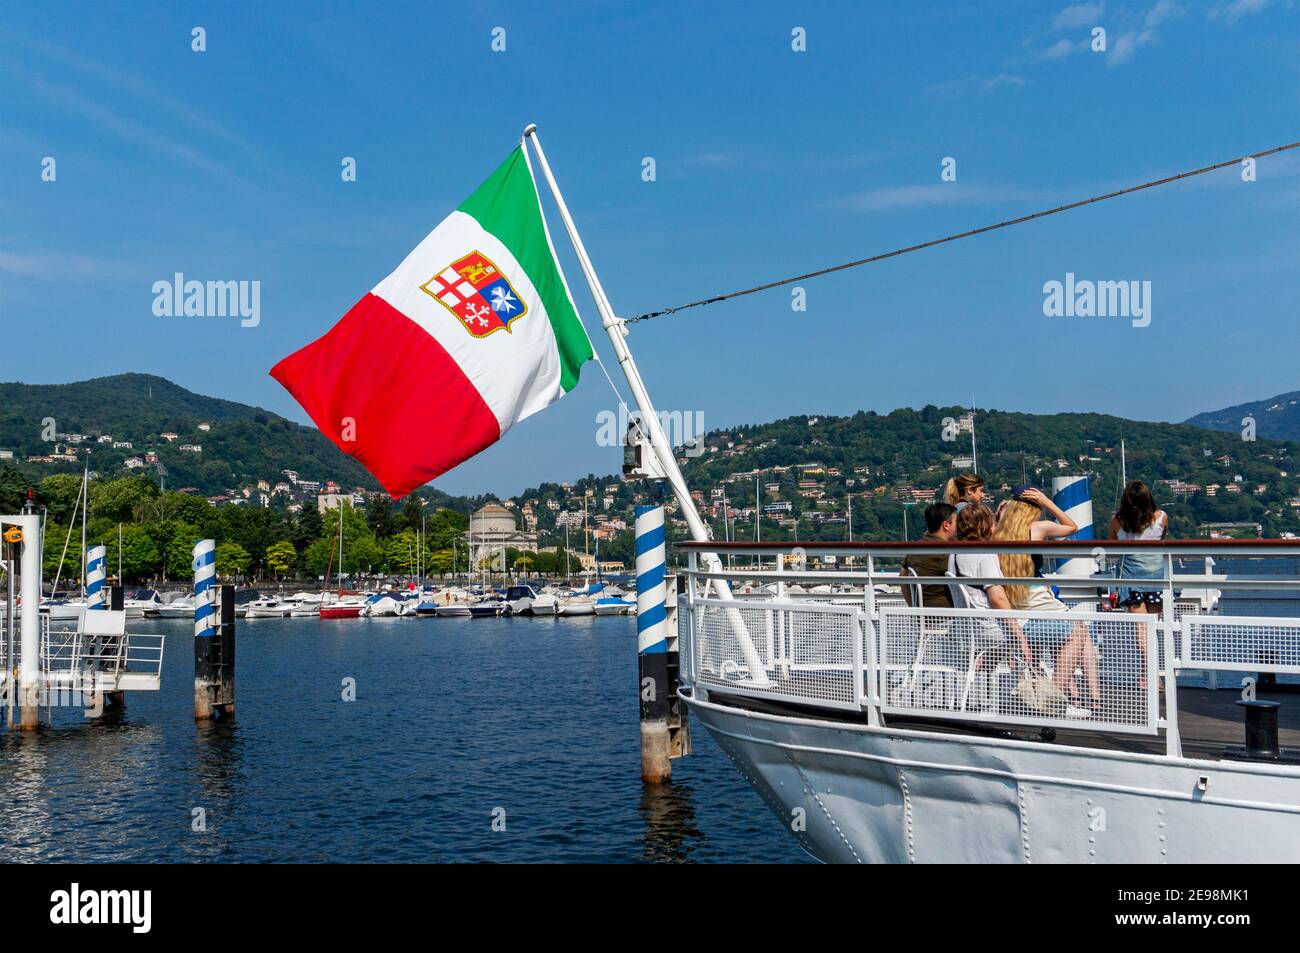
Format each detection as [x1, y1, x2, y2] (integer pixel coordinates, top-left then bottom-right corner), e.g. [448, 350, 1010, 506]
[1185, 390, 1300, 442]
[516, 405, 1300, 556]
[0, 373, 379, 495]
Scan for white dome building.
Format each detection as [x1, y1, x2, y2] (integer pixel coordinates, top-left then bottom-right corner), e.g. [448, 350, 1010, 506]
[467, 504, 538, 571]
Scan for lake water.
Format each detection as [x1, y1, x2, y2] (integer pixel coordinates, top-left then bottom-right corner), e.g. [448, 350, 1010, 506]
[0, 615, 810, 863]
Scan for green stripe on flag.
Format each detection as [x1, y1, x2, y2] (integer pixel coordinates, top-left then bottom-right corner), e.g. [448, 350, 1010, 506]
[459, 147, 594, 392]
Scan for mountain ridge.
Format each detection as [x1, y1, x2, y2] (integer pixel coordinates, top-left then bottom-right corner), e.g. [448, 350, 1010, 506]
[0, 373, 380, 495]
[1185, 390, 1300, 442]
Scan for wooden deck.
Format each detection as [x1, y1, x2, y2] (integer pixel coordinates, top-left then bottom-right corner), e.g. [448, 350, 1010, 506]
[1056, 685, 1300, 760]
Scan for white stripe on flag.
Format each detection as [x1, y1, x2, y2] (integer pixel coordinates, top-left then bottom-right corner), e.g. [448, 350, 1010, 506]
[371, 211, 563, 433]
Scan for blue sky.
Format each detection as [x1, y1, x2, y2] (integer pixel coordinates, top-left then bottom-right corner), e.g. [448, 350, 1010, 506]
[2, 0, 1297, 496]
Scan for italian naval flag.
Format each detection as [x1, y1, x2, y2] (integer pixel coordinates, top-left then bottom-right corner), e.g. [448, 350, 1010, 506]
[271, 145, 594, 498]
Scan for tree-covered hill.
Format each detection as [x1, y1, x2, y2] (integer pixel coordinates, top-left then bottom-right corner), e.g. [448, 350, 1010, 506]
[0, 373, 380, 495]
[1185, 390, 1300, 442]
[515, 404, 1300, 550]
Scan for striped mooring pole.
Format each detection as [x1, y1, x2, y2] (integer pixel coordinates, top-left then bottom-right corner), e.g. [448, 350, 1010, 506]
[84, 544, 106, 610]
[192, 539, 234, 720]
[1051, 475, 1095, 576]
[635, 505, 671, 783]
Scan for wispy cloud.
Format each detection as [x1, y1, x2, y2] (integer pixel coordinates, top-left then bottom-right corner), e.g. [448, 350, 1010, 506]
[0, 250, 143, 283]
[6, 33, 262, 158]
[682, 150, 745, 169]
[1107, 0, 1185, 66]
[1144, 0, 1184, 28]
[926, 73, 1028, 96]
[982, 73, 1028, 91]
[1208, 0, 1272, 23]
[1053, 2, 1106, 31]
[0, 30, 278, 182]
[19, 73, 235, 178]
[840, 183, 1045, 212]
[1040, 37, 1082, 60]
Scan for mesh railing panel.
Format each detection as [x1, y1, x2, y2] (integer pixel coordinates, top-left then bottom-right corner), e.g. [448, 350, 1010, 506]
[878, 607, 1157, 734]
[1219, 592, 1300, 619]
[1182, 615, 1300, 674]
[691, 598, 860, 710]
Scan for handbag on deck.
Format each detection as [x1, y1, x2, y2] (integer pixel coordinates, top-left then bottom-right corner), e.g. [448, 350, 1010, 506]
[1012, 662, 1068, 717]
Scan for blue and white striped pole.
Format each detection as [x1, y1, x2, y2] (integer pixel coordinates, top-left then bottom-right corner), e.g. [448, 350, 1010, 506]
[1051, 475, 1095, 576]
[85, 545, 106, 610]
[636, 506, 668, 655]
[193, 539, 216, 639]
[193, 539, 217, 718]
[635, 505, 671, 782]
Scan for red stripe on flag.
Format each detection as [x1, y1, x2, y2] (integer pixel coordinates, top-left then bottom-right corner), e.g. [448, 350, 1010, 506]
[270, 293, 500, 499]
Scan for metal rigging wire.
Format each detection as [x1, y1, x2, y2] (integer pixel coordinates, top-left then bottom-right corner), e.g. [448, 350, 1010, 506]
[625, 140, 1300, 325]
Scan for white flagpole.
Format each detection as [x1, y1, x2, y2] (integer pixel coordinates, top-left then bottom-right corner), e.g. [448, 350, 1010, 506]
[523, 124, 768, 685]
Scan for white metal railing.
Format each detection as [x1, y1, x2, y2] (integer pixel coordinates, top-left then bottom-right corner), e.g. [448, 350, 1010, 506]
[877, 606, 1157, 734]
[682, 540, 1300, 756]
[692, 596, 862, 711]
[1181, 615, 1300, 675]
[37, 615, 165, 686]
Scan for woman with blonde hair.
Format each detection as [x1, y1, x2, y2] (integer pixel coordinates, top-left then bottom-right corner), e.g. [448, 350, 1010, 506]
[995, 486, 1101, 714]
[943, 472, 985, 508]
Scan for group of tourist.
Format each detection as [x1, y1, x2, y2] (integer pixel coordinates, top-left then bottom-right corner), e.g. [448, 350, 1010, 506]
[900, 473, 1171, 714]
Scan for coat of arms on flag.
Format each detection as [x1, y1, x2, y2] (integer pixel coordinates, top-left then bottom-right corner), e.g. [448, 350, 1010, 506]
[420, 250, 527, 337]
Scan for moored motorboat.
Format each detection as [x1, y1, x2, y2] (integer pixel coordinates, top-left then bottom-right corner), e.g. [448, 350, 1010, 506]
[468, 596, 504, 618]
[40, 598, 87, 621]
[123, 587, 164, 619]
[244, 597, 292, 618]
[593, 595, 636, 616]
[319, 595, 366, 619]
[529, 593, 559, 616]
[556, 594, 596, 616]
[153, 596, 196, 619]
[503, 584, 541, 615]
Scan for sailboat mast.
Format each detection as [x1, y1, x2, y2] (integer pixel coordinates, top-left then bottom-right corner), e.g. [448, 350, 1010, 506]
[80, 461, 88, 597]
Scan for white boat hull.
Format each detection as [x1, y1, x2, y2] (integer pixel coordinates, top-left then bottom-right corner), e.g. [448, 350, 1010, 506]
[41, 602, 86, 621]
[685, 688, 1300, 864]
[153, 605, 195, 619]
